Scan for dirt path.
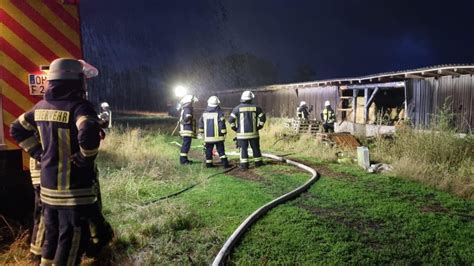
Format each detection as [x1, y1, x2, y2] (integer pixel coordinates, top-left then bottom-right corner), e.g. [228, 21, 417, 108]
[286, 158, 356, 181]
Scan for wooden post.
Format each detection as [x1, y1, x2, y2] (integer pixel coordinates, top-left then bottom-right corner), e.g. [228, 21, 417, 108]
[403, 81, 408, 119]
[366, 87, 379, 107]
[365, 87, 379, 124]
[352, 88, 357, 123]
[364, 88, 369, 124]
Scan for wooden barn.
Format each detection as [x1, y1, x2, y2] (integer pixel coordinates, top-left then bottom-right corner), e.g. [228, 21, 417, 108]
[198, 65, 474, 136]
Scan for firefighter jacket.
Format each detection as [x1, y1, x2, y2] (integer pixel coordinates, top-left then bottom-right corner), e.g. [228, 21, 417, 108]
[10, 80, 100, 208]
[198, 106, 227, 143]
[321, 107, 336, 124]
[179, 105, 196, 138]
[228, 102, 266, 139]
[297, 105, 311, 120]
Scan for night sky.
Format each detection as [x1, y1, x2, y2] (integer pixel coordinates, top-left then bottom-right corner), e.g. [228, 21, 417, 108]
[80, 0, 474, 108]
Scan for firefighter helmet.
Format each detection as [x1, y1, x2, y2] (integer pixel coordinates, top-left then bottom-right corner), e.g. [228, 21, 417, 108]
[47, 58, 84, 81]
[325, 100, 331, 107]
[207, 96, 220, 107]
[240, 90, 255, 102]
[300, 101, 307, 107]
[101, 102, 110, 109]
[180, 95, 198, 105]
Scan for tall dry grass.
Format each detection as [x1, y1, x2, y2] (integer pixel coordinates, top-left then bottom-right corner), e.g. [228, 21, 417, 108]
[95, 127, 215, 264]
[99, 127, 177, 175]
[256, 117, 473, 199]
[0, 215, 32, 265]
[257, 118, 347, 162]
[372, 118, 474, 199]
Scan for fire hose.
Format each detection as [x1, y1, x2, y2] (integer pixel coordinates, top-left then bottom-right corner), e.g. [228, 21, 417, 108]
[144, 141, 320, 264]
[212, 152, 319, 265]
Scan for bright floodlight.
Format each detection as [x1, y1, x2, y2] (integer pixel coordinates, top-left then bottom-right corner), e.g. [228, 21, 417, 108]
[174, 85, 188, 98]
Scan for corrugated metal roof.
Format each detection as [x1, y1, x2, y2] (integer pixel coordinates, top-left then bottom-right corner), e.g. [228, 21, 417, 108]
[214, 64, 474, 94]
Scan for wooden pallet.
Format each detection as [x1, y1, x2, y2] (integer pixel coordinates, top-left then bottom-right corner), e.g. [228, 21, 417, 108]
[330, 133, 360, 149]
[315, 132, 360, 149]
[287, 119, 321, 135]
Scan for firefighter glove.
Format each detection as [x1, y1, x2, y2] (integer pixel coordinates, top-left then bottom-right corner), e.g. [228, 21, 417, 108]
[71, 152, 92, 168]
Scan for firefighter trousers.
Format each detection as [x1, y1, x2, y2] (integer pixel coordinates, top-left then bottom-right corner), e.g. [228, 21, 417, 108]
[238, 138, 262, 167]
[180, 136, 192, 164]
[41, 206, 91, 266]
[204, 141, 228, 166]
[323, 123, 334, 133]
[30, 185, 45, 256]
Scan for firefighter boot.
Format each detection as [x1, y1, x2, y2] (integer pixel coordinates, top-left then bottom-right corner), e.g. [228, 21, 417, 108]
[86, 215, 114, 258]
[240, 162, 249, 169]
[255, 160, 264, 167]
[29, 254, 41, 264]
[222, 158, 230, 168]
[180, 156, 193, 165]
[206, 162, 214, 168]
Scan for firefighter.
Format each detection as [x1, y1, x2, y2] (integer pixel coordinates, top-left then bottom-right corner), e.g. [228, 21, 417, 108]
[321, 100, 336, 133]
[228, 91, 266, 169]
[98, 102, 112, 129]
[10, 58, 110, 265]
[179, 94, 198, 165]
[27, 158, 44, 261]
[296, 101, 313, 120]
[9, 113, 44, 263]
[198, 96, 230, 168]
[8, 110, 44, 261]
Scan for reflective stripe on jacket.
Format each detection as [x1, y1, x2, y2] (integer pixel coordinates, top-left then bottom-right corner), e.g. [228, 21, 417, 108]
[198, 106, 226, 142]
[30, 158, 41, 185]
[228, 103, 266, 139]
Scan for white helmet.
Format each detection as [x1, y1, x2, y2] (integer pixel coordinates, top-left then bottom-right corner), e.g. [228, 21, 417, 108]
[100, 102, 110, 108]
[300, 101, 307, 107]
[241, 90, 255, 102]
[180, 95, 198, 105]
[325, 100, 331, 107]
[207, 96, 220, 107]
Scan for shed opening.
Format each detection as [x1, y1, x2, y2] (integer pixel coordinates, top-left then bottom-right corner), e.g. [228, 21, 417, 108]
[339, 82, 407, 125]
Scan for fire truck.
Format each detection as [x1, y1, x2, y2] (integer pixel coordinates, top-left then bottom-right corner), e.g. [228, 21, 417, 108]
[0, 0, 82, 218]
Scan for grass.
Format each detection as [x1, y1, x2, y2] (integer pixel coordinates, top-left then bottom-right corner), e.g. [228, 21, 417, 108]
[1, 114, 472, 265]
[257, 115, 473, 199]
[257, 118, 344, 162]
[231, 159, 474, 265]
[371, 123, 474, 199]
